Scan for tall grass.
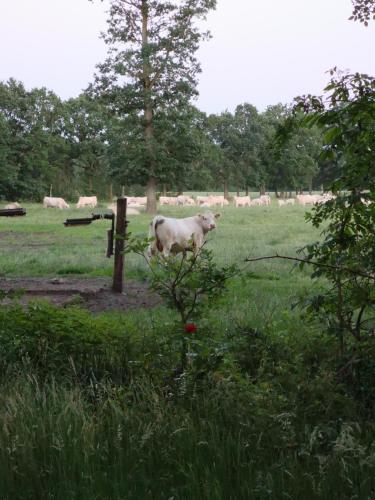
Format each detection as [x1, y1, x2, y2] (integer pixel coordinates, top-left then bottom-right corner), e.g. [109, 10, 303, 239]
[0, 373, 373, 500]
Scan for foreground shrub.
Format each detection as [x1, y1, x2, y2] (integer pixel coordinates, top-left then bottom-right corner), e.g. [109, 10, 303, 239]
[0, 301, 133, 382]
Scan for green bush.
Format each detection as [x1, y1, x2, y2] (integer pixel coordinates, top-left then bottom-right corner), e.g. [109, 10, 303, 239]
[0, 301, 132, 382]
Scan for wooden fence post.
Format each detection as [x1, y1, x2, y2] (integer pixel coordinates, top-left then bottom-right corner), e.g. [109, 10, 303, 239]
[112, 198, 127, 293]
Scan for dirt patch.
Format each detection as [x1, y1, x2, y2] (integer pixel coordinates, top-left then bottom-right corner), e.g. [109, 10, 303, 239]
[0, 277, 161, 313]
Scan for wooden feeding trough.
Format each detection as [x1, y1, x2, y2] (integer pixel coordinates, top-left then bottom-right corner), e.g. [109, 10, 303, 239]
[64, 213, 115, 257]
[63, 199, 128, 293]
[0, 208, 26, 217]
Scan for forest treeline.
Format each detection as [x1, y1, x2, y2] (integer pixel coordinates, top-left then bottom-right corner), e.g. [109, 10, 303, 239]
[0, 78, 336, 201]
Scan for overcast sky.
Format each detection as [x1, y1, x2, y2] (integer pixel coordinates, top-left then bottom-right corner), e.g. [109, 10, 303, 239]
[1, 0, 374, 114]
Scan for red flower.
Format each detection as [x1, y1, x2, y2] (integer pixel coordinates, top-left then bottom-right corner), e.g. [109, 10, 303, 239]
[184, 323, 197, 333]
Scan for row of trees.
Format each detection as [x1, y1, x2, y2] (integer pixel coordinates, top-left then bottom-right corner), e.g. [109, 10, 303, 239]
[0, 78, 328, 202]
[1, 0, 372, 210]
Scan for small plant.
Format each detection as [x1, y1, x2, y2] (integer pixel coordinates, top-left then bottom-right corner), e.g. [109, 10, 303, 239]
[125, 236, 237, 370]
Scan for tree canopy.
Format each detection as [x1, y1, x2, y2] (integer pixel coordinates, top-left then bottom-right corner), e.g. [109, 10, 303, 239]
[90, 0, 217, 212]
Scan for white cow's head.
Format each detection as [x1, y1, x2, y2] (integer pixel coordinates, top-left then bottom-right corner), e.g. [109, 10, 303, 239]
[197, 211, 220, 232]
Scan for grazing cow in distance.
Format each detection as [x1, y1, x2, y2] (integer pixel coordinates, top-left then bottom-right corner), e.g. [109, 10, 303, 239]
[76, 196, 97, 208]
[43, 196, 70, 209]
[260, 195, 271, 206]
[196, 195, 210, 205]
[4, 202, 21, 209]
[250, 198, 263, 206]
[159, 196, 178, 206]
[315, 193, 336, 204]
[296, 194, 321, 205]
[148, 211, 220, 258]
[234, 195, 251, 207]
[176, 195, 196, 206]
[209, 195, 229, 207]
[126, 196, 147, 206]
[361, 197, 372, 206]
[107, 203, 140, 215]
[197, 195, 228, 207]
[278, 198, 295, 207]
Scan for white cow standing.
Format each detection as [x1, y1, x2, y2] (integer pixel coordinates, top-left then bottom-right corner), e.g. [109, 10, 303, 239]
[176, 195, 196, 206]
[148, 212, 220, 258]
[126, 196, 147, 206]
[296, 194, 320, 205]
[197, 195, 228, 207]
[43, 196, 70, 209]
[76, 196, 98, 208]
[233, 195, 251, 207]
[159, 196, 178, 206]
[260, 195, 271, 206]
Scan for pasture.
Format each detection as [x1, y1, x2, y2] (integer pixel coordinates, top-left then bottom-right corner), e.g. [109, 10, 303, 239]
[0, 197, 323, 329]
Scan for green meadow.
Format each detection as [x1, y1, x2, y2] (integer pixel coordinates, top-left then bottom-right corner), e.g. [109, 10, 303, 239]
[0, 198, 324, 331]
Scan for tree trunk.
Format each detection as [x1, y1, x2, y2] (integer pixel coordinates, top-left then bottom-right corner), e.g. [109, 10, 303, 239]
[223, 181, 229, 200]
[236, 187, 240, 196]
[245, 186, 249, 196]
[162, 184, 167, 196]
[275, 186, 279, 198]
[146, 177, 157, 213]
[141, 1, 157, 214]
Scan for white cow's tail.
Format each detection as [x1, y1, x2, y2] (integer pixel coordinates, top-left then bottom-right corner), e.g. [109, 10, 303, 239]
[149, 216, 165, 253]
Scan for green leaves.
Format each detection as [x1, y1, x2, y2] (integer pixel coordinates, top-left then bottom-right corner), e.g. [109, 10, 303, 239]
[292, 71, 375, 392]
[125, 234, 237, 370]
[349, 0, 375, 25]
[91, 0, 217, 195]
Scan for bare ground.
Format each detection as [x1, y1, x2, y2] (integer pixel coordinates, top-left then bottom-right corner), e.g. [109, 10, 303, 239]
[0, 277, 161, 313]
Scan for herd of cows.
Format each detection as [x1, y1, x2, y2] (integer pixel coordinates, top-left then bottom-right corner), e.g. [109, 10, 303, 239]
[3, 192, 337, 212]
[3, 192, 371, 258]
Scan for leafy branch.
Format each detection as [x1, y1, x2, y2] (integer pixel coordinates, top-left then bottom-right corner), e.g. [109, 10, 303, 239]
[245, 254, 375, 281]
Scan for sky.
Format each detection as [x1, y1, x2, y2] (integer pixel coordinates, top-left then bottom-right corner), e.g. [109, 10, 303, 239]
[1, 0, 374, 114]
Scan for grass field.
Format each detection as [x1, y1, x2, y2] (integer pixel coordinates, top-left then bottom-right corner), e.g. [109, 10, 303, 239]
[0, 197, 319, 276]
[0, 197, 324, 330]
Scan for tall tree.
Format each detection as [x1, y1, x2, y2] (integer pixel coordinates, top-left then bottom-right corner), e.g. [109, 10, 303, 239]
[91, 0, 216, 212]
